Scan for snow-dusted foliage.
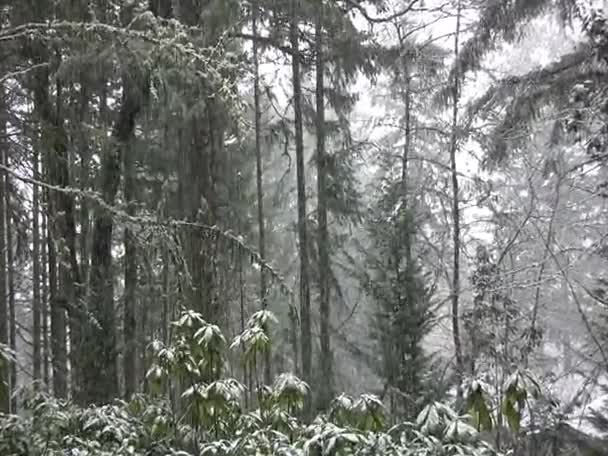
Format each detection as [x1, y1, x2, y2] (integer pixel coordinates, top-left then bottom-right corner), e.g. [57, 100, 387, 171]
[0, 390, 500, 456]
[0, 310, 501, 455]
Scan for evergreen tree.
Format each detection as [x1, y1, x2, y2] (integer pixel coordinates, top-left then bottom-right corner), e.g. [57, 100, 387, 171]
[362, 192, 436, 418]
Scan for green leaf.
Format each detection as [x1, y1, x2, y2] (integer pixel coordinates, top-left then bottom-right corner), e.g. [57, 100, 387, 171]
[502, 380, 528, 433]
[501, 397, 521, 432]
[467, 389, 493, 432]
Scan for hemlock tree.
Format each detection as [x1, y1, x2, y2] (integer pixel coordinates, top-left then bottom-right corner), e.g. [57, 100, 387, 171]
[361, 190, 437, 419]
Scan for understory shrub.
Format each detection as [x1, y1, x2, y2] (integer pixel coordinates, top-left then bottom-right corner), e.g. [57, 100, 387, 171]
[0, 310, 502, 456]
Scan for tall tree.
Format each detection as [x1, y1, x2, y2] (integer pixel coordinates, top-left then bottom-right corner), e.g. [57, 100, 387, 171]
[6, 172, 16, 412]
[449, 0, 464, 398]
[252, 0, 271, 386]
[45, 182, 66, 398]
[0, 88, 8, 413]
[357, 27, 442, 414]
[32, 148, 42, 383]
[41, 208, 49, 387]
[397, 26, 412, 265]
[290, 0, 312, 397]
[123, 136, 138, 398]
[315, 0, 332, 408]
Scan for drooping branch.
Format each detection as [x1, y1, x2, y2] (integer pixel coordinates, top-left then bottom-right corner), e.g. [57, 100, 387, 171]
[448, 0, 580, 85]
[0, 164, 294, 300]
[341, 0, 423, 23]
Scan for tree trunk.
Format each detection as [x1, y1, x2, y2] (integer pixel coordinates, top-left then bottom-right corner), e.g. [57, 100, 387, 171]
[161, 248, 170, 346]
[46, 188, 67, 398]
[33, 148, 42, 383]
[252, 0, 271, 386]
[6, 173, 17, 412]
[183, 115, 216, 321]
[0, 89, 8, 413]
[78, 81, 91, 294]
[85, 141, 121, 405]
[396, 32, 414, 416]
[31, 65, 78, 399]
[140, 257, 151, 390]
[84, 73, 143, 404]
[66, 82, 90, 394]
[399, 40, 412, 265]
[449, 0, 464, 399]
[290, 0, 312, 401]
[315, 0, 332, 408]
[235, 172, 250, 404]
[290, 303, 299, 375]
[42, 197, 50, 388]
[123, 131, 138, 399]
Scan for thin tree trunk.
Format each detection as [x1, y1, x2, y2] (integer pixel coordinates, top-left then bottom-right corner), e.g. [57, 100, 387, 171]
[78, 82, 91, 290]
[252, 0, 271, 387]
[449, 0, 464, 399]
[397, 33, 413, 416]
[315, 0, 332, 408]
[399, 43, 412, 264]
[42, 198, 50, 387]
[123, 134, 138, 399]
[67, 80, 86, 391]
[33, 148, 42, 384]
[290, 301, 299, 375]
[140, 256, 152, 392]
[46, 186, 67, 398]
[161, 248, 169, 346]
[526, 178, 561, 367]
[0, 96, 8, 412]
[159, 124, 171, 356]
[290, 0, 312, 402]
[239, 249, 248, 405]
[6, 173, 17, 412]
[235, 172, 250, 405]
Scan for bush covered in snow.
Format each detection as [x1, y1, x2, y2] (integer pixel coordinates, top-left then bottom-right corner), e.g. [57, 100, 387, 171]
[0, 310, 504, 456]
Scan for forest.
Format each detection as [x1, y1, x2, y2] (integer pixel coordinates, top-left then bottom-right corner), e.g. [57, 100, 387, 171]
[0, 0, 608, 455]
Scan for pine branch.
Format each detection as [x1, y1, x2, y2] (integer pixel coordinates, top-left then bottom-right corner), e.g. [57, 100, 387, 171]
[468, 45, 594, 117]
[465, 45, 604, 162]
[447, 0, 559, 85]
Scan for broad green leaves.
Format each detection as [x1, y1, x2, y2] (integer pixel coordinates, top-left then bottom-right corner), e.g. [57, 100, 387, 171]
[272, 373, 309, 413]
[417, 402, 458, 435]
[231, 310, 277, 370]
[328, 393, 385, 432]
[464, 371, 542, 435]
[501, 371, 541, 433]
[467, 382, 493, 432]
[135, 310, 504, 455]
[0, 385, 501, 456]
